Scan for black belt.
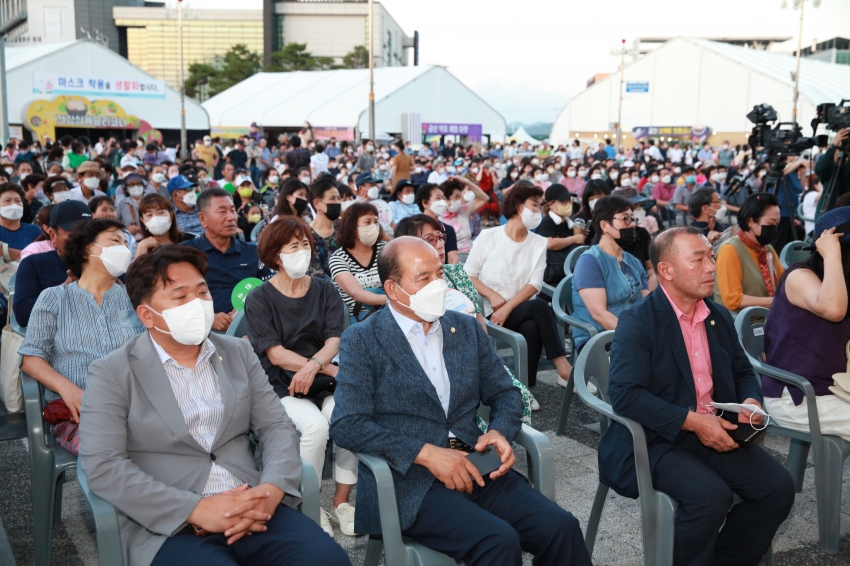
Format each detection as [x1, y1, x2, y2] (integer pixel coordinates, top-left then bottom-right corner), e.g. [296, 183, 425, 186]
[446, 438, 472, 452]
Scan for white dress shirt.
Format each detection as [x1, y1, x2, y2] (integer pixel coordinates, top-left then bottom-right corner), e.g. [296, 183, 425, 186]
[388, 303, 455, 437]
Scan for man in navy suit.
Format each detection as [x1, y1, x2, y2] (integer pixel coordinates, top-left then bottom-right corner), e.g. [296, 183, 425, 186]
[599, 226, 795, 566]
[331, 237, 591, 566]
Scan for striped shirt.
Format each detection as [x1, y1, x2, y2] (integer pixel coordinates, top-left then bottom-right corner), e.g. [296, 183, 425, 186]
[150, 334, 245, 497]
[328, 240, 386, 315]
[18, 283, 144, 402]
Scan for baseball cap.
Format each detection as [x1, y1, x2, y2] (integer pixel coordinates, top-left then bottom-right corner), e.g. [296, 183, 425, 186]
[122, 173, 145, 186]
[119, 155, 139, 170]
[355, 172, 379, 187]
[453, 158, 464, 167]
[50, 200, 92, 230]
[235, 174, 253, 186]
[203, 135, 212, 142]
[166, 174, 196, 194]
[394, 179, 414, 193]
[814, 206, 850, 244]
[544, 184, 571, 203]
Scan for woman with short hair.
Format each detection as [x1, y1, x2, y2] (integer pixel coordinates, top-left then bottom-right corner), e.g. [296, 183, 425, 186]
[308, 177, 342, 277]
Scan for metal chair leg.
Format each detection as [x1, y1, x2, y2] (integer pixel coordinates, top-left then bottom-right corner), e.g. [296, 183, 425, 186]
[584, 482, 609, 557]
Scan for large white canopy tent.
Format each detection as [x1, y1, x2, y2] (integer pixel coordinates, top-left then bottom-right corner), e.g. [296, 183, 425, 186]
[550, 37, 850, 147]
[508, 126, 541, 145]
[202, 65, 507, 143]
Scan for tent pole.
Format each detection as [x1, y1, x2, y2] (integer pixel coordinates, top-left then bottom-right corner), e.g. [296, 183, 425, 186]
[368, 0, 375, 142]
[178, 0, 187, 160]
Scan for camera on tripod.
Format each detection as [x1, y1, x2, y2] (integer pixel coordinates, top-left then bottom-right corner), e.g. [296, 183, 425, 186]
[816, 100, 850, 149]
[746, 103, 827, 158]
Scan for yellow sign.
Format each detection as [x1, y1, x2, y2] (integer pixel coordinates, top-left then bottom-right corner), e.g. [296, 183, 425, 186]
[211, 126, 250, 139]
[23, 95, 162, 144]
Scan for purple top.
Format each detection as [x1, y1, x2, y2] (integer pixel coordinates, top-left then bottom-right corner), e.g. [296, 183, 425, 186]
[763, 266, 850, 405]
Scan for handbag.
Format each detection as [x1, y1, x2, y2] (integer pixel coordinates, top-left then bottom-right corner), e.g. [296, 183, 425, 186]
[43, 398, 73, 425]
[828, 340, 850, 403]
[0, 324, 23, 412]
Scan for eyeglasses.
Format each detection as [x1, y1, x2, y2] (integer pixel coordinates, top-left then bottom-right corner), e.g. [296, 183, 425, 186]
[611, 215, 636, 225]
[422, 233, 446, 246]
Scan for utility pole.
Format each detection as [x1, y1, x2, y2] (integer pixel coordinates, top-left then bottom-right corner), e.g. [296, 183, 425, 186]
[616, 38, 626, 153]
[178, 0, 187, 160]
[782, 0, 821, 125]
[368, 0, 375, 142]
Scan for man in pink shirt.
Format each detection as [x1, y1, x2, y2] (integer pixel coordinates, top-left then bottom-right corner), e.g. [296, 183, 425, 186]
[599, 226, 794, 566]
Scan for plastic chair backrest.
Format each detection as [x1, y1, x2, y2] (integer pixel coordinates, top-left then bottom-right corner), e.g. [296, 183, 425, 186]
[779, 240, 810, 269]
[734, 306, 769, 365]
[564, 245, 589, 277]
[557, 274, 576, 315]
[250, 219, 265, 242]
[574, 329, 613, 435]
[226, 311, 248, 337]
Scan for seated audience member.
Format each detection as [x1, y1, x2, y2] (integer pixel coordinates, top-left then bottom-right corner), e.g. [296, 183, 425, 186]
[414, 183, 459, 264]
[571, 196, 649, 352]
[19, 219, 143, 455]
[689, 187, 728, 245]
[136, 194, 195, 256]
[670, 165, 697, 213]
[13, 201, 90, 326]
[79, 245, 350, 566]
[763, 208, 850, 440]
[182, 188, 272, 333]
[464, 181, 572, 388]
[328, 201, 388, 317]
[168, 175, 203, 235]
[574, 180, 610, 245]
[71, 161, 107, 203]
[20, 204, 55, 259]
[611, 189, 658, 290]
[89, 196, 139, 259]
[714, 192, 783, 313]
[271, 179, 310, 222]
[21, 173, 45, 223]
[246, 217, 358, 538]
[237, 203, 263, 238]
[388, 179, 420, 223]
[330, 237, 591, 566]
[536, 183, 585, 285]
[308, 177, 341, 277]
[0, 182, 42, 257]
[116, 173, 147, 238]
[599, 226, 795, 565]
[439, 176, 490, 254]
[355, 172, 394, 237]
[44, 176, 73, 205]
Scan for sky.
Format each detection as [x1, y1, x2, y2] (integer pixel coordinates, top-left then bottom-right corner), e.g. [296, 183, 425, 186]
[172, 0, 849, 125]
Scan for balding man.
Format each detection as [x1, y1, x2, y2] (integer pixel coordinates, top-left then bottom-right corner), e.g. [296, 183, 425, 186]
[599, 226, 794, 566]
[331, 237, 590, 566]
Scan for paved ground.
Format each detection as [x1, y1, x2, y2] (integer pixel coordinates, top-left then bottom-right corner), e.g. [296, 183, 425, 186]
[4, 365, 850, 565]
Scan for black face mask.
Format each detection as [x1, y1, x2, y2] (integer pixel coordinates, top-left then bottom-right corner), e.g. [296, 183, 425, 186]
[613, 227, 637, 248]
[293, 197, 308, 214]
[324, 202, 342, 221]
[755, 224, 777, 246]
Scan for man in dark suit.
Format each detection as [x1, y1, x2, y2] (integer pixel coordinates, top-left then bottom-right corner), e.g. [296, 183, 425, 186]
[599, 226, 795, 566]
[331, 237, 591, 566]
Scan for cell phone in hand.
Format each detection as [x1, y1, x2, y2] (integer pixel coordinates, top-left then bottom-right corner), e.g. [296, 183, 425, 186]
[731, 423, 766, 448]
[466, 445, 503, 477]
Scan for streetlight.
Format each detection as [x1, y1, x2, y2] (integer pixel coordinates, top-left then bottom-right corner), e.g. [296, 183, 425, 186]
[178, 0, 187, 161]
[611, 39, 627, 153]
[781, 0, 821, 125]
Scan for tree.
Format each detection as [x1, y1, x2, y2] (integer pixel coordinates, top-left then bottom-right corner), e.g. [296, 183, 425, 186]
[208, 44, 262, 95]
[265, 43, 336, 72]
[185, 62, 217, 100]
[341, 45, 370, 69]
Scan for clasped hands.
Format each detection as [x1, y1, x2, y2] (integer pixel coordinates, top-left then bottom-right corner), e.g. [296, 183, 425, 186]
[414, 430, 515, 493]
[187, 483, 284, 545]
[684, 397, 765, 453]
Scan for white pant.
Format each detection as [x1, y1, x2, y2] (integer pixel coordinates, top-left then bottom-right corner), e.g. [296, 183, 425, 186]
[764, 387, 850, 443]
[281, 395, 358, 485]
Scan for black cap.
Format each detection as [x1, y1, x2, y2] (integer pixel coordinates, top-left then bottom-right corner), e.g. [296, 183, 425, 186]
[394, 179, 414, 193]
[50, 200, 92, 230]
[545, 183, 571, 203]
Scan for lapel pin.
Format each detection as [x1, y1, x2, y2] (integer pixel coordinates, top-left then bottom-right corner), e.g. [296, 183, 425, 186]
[219, 356, 223, 362]
[710, 320, 715, 326]
[450, 327, 456, 334]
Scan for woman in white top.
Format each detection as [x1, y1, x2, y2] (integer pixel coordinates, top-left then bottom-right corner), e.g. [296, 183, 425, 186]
[439, 176, 489, 253]
[801, 174, 822, 237]
[464, 181, 572, 388]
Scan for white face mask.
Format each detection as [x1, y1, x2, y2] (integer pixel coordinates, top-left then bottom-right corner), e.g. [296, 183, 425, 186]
[548, 210, 564, 225]
[471, 167, 479, 174]
[510, 171, 519, 179]
[415, 166, 423, 174]
[621, 177, 632, 187]
[609, 171, 619, 180]
[268, 176, 279, 185]
[299, 176, 311, 184]
[395, 278, 447, 322]
[402, 193, 415, 205]
[520, 205, 542, 230]
[714, 204, 728, 223]
[429, 199, 448, 216]
[633, 207, 646, 225]
[182, 191, 197, 206]
[367, 187, 380, 200]
[591, 173, 602, 180]
[0, 204, 23, 220]
[462, 191, 475, 203]
[92, 243, 132, 277]
[340, 200, 355, 211]
[673, 167, 682, 174]
[152, 173, 167, 184]
[3, 167, 11, 175]
[661, 175, 672, 184]
[566, 170, 576, 178]
[204, 140, 211, 146]
[128, 185, 145, 198]
[578, 169, 587, 176]
[53, 190, 71, 203]
[358, 223, 380, 246]
[650, 175, 660, 183]
[145, 215, 172, 235]
[279, 249, 311, 279]
[448, 200, 462, 213]
[19, 172, 28, 181]
[589, 198, 599, 211]
[147, 298, 215, 346]
[83, 177, 101, 190]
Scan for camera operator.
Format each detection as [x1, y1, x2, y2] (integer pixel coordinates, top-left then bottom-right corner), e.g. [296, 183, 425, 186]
[815, 128, 849, 212]
[775, 155, 808, 252]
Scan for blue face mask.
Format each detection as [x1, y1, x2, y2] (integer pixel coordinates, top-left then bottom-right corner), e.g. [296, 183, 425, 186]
[685, 175, 696, 184]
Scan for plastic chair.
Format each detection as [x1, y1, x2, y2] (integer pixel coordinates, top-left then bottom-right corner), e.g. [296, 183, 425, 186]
[22, 372, 78, 566]
[359, 423, 555, 566]
[736, 306, 850, 555]
[250, 218, 265, 242]
[564, 245, 589, 278]
[77, 458, 322, 566]
[226, 310, 248, 338]
[551, 275, 599, 435]
[476, 296, 529, 386]
[779, 240, 811, 269]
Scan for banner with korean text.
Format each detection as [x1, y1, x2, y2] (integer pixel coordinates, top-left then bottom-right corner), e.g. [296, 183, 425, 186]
[32, 73, 166, 100]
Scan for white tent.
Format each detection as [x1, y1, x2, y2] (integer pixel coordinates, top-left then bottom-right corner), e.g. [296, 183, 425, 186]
[5, 39, 209, 134]
[550, 37, 850, 146]
[202, 65, 507, 141]
[508, 126, 540, 145]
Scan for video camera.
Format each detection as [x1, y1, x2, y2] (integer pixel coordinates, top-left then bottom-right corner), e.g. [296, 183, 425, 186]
[816, 100, 850, 149]
[746, 103, 826, 158]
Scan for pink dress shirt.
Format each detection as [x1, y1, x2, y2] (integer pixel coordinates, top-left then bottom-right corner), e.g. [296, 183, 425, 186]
[660, 285, 714, 413]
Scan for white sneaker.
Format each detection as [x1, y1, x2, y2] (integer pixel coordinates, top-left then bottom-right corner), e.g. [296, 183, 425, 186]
[320, 508, 335, 538]
[330, 502, 357, 536]
[573, 382, 598, 395]
[557, 375, 569, 388]
[531, 396, 540, 412]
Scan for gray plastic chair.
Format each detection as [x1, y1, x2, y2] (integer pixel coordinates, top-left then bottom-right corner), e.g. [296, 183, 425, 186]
[77, 458, 322, 566]
[250, 218, 265, 242]
[476, 296, 528, 386]
[22, 372, 78, 566]
[552, 275, 599, 435]
[736, 306, 850, 555]
[564, 245, 589, 278]
[358, 423, 555, 566]
[226, 310, 248, 338]
[779, 240, 811, 269]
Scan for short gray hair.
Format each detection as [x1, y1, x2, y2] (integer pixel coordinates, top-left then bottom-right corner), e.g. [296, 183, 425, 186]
[649, 226, 704, 271]
[195, 187, 231, 214]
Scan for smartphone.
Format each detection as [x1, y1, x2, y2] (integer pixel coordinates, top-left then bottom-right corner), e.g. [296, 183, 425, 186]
[466, 445, 503, 477]
[731, 423, 766, 448]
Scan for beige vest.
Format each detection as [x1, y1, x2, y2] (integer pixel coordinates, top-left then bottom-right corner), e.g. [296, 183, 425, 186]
[713, 236, 778, 313]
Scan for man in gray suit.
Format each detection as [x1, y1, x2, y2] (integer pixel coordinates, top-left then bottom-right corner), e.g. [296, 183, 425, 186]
[79, 245, 350, 566]
[331, 237, 591, 566]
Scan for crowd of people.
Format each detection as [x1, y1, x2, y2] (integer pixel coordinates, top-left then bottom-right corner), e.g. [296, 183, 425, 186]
[1, 124, 848, 566]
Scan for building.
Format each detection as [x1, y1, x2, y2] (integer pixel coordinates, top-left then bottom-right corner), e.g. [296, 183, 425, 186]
[5, 39, 209, 144]
[549, 37, 850, 148]
[113, 6, 262, 91]
[263, 0, 417, 69]
[202, 66, 506, 144]
[797, 37, 850, 66]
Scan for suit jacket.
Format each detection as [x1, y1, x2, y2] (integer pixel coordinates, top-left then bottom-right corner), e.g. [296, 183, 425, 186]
[598, 289, 762, 498]
[330, 308, 523, 535]
[78, 333, 302, 566]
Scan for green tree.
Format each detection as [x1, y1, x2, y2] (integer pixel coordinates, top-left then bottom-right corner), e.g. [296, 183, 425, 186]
[185, 62, 217, 99]
[208, 44, 262, 95]
[265, 42, 337, 72]
[341, 45, 370, 69]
